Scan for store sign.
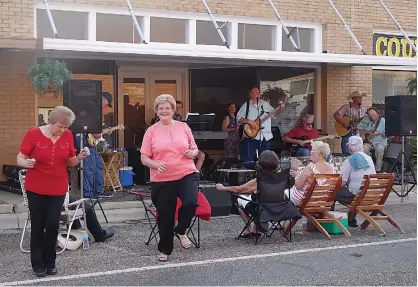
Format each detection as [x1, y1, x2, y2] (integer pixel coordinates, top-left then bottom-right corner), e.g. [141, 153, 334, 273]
[373, 33, 417, 57]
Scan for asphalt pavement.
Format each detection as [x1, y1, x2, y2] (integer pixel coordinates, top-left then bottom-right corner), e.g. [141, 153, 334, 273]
[0, 203, 416, 286]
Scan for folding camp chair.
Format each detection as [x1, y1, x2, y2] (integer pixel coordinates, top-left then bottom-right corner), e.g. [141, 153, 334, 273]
[343, 173, 404, 236]
[288, 174, 351, 240]
[128, 187, 211, 248]
[18, 169, 86, 254]
[233, 168, 301, 244]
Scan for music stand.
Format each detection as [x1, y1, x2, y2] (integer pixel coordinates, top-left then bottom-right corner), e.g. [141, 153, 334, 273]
[185, 114, 215, 131]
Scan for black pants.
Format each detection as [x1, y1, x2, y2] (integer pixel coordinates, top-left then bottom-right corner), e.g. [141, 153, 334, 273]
[26, 191, 65, 270]
[69, 195, 104, 241]
[335, 187, 356, 220]
[151, 172, 199, 256]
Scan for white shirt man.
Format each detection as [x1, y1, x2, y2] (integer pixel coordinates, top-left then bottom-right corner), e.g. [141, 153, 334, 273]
[236, 88, 279, 164]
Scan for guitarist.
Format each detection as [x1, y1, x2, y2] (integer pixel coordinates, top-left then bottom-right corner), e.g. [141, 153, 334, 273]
[237, 87, 284, 165]
[334, 91, 367, 154]
[357, 107, 387, 172]
[283, 114, 320, 157]
[74, 92, 114, 198]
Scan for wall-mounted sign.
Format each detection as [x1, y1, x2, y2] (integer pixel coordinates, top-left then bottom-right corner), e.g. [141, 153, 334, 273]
[373, 33, 417, 57]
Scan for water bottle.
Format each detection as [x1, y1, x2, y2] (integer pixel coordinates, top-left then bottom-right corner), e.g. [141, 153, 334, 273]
[82, 232, 90, 249]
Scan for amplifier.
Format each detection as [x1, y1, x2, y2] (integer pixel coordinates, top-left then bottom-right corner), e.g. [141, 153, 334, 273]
[199, 182, 231, 217]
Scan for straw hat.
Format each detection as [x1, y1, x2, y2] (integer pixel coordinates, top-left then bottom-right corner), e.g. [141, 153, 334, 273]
[347, 91, 365, 100]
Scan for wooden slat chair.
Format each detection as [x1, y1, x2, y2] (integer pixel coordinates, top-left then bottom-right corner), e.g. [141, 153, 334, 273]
[288, 174, 351, 240]
[343, 173, 404, 235]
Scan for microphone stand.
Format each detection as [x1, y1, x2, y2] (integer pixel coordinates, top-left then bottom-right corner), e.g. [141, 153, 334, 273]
[77, 133, 89, 241]
[257, 97, 262, 161]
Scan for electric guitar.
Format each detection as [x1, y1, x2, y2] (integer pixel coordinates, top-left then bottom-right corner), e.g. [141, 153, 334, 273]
[335, 116, 359, 137]
[243, 104, 285, 139]
[87, 125, 125, 147]
[289, 135, 338, 154]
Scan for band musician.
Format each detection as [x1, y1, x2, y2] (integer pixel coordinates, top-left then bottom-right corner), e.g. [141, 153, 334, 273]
[237, 87, 285, 164]
[334, 91, 367, 154]
[283, 114, 320, 157]
[357, 107, 387, 173]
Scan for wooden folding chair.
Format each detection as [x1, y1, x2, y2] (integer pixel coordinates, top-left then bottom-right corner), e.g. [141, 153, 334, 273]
[343, 173, 404, 236]
[288, 174, 351, 240]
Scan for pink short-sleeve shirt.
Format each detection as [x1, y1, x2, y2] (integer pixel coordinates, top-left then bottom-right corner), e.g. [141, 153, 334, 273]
[140, 121, 198, 182]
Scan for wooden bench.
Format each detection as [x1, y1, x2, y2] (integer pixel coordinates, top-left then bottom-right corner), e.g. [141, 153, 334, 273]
[343, 173, 404, 236]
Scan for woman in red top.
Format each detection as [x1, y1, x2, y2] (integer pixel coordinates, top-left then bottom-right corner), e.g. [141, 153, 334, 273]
[17, 106, 89, 278]
[141, 94, 199, 262]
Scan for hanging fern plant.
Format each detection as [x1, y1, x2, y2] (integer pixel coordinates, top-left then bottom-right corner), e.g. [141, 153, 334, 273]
[27, 59, 72, 98]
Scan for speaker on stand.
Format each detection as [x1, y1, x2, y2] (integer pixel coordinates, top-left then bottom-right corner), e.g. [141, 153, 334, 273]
[384, 95, 417, 199]
[63, 80, 104, 233]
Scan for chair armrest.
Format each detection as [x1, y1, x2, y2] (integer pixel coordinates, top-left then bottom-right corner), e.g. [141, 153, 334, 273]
[67, 198, 87, 207]
[226, 191, 258, 205]
[126, 189, 151, 199]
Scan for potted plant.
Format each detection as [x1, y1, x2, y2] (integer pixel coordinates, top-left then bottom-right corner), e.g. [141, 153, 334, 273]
[407, 77, 417, 95]
[27, 59, 72, 98]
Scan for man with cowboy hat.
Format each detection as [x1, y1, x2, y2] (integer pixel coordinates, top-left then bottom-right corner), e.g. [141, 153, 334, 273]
[334, 91, 367, 154]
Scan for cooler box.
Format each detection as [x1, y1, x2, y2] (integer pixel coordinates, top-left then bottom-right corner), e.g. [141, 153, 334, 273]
[320, 211, 348, 235]
[119, 166, 135, 187]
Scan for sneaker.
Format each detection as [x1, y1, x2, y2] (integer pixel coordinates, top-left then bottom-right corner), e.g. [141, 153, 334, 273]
[348, 218, 358, 228]
[95, 191, 113, 198]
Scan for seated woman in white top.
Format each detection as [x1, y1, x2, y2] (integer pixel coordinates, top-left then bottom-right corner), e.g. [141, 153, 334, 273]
[289, 141, 335, 206]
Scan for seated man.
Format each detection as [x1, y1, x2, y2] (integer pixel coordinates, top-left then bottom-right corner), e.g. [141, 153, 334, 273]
[357, 107, 387, 173]
[283, 114, 320, 157]
[335, 136, 376, 227]
[215, 150, 280, 237]
[69, 195, 115, 242]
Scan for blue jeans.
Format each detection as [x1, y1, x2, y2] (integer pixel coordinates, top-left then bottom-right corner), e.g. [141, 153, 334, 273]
[293, 147, 310, 157]
[341, 133, 352, 155]
[239, 138, 270, 169]
[75, 135, 104, 196]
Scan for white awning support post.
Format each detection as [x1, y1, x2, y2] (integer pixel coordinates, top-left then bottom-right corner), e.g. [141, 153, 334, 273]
[125, 0, 147, 44]
[267, 0, 300, 51]
[377, 0, 417, 53]
[43, 0, 59, 38]
[200, 0, 230, 48]
[327, 0, 366, 55]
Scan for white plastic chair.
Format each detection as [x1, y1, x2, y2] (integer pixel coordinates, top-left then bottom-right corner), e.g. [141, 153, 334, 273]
[18, 169, 86, 254]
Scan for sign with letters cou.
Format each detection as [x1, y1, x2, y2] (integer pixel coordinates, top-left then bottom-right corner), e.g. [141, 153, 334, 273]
[373, 33, 417, 58]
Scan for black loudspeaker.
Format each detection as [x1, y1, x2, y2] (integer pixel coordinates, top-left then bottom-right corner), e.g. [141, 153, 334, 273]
[63, 80, 103, 133]
[385, 95, 417, 136]
[200, 183, 232, 217]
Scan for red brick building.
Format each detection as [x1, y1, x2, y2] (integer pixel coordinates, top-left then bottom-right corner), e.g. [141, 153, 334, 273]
[0, 0, 416, 179]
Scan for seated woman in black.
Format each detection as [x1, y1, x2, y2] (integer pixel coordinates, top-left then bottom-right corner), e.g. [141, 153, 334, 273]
[216, 150, 280, 236]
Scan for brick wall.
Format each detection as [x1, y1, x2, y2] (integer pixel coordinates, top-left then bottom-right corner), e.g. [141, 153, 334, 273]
[0, 50, 36, 180]
[0, 0, 34, 38]
[322, 65, 373, 153]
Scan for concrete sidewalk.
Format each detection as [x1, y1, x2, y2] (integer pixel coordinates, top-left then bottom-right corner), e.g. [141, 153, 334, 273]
[0, 185, 416, 232]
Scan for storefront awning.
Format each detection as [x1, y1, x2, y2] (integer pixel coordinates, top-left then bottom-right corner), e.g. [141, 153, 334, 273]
[39, 38, 417, 67]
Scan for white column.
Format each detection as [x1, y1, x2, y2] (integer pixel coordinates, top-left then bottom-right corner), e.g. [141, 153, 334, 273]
[314, 66, 322, 130]
[188, 19, 197, 45]
[141, 16, 151, 43]
[275, 24, 282, 51]
[88, 12, 96, 41]
[229, 21, 238, 49]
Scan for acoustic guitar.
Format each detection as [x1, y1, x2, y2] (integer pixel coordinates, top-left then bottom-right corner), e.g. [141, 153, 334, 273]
[358, 130, 385, 144]
[289, 135, 338, 154]
[335, 116, 359, 137]
[87, 125, 125, 147]
[243, 104, 285, 139]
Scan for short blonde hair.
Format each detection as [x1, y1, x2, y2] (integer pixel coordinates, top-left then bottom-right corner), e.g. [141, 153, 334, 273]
[48, 106, 76, 126]
[311, 141, 331, 159]
[154, 94, 176, 113]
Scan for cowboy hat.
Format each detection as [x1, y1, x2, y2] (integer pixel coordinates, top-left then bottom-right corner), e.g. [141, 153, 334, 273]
[347, 91, 365, 100]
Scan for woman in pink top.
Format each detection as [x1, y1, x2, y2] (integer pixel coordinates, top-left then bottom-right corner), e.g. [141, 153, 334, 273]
[141, 94, 199, 262]
[289, 141, 335, 206]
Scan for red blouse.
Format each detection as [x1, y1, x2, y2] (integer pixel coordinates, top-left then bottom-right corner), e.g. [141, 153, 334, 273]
[20, 128, 76, 196]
